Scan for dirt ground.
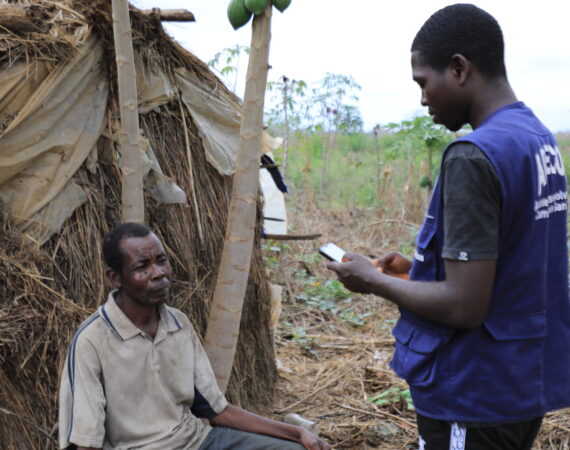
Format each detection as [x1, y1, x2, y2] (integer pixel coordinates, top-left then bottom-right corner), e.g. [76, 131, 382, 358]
[267, 200, 570, 449]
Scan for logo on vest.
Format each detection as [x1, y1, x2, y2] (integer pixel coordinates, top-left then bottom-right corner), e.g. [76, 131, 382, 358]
[534, 144, 567, 220]
[535, 144, 565, 197]
[414, 250, 425, 262]
[457, 251, 469, 261]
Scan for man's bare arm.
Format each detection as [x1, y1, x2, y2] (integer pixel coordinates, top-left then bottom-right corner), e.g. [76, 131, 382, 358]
[327, 252, 496, 329]
[210, 405, 330, 450]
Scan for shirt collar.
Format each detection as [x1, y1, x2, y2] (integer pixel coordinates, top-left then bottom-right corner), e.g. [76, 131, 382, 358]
[100, 291, 182, 341]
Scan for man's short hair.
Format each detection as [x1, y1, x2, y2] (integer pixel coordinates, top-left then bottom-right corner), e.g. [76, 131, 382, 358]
[102, 222, 152, 274]
[411, 3, 507, 79]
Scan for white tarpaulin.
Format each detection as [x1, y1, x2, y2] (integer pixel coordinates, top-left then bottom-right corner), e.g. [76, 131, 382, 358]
[260, 164, 288, 235]
[0, 36, 108, 242]
[0, 34, 282, 243]
[176, 67, 280, 175]
[136, 60, 177, 114]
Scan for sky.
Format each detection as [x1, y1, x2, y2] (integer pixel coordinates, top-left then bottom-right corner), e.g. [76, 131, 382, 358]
[131, 0, 570, 133]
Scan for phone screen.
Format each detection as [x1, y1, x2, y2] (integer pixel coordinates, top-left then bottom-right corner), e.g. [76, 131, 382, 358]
[319, 242, 346, 262]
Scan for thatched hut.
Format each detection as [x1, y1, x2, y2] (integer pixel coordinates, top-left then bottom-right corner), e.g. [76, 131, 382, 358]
[0, 1, 278, 447]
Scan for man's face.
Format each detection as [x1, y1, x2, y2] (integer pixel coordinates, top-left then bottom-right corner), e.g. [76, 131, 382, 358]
[111, 233, 172, 308]
[411, 51, 467, 132]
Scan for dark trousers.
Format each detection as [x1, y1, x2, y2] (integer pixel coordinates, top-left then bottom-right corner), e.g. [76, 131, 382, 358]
[416, 413, 543, 450]
[199, 426, 305, 450]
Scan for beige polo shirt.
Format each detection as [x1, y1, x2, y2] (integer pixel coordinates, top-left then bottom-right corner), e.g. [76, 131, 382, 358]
[59, 292, 228, 449]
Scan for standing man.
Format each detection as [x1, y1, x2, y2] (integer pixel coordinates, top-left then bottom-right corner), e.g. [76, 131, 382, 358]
[59, 222, 330, 450]
[327, 4, 570, 449]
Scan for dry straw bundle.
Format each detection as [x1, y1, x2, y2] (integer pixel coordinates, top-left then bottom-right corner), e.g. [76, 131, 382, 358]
[0, 1, 276, 448]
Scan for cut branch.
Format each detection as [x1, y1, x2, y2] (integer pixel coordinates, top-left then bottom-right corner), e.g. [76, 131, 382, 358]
[263, 233, 321, 241]
[141, 8, 196, 22]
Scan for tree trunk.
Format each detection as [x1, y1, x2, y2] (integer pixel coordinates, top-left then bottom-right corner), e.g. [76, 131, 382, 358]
[112, 0, 144, 223]
[204, 7, 272, 393]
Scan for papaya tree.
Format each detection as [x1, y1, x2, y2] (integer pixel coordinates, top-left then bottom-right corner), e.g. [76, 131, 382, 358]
[205, 0, 291, 393]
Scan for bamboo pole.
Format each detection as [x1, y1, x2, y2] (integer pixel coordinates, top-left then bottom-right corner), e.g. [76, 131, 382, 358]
[141, 9, 196, 22]
[112, 0, 144, 223]
[204, 6, 272, 393]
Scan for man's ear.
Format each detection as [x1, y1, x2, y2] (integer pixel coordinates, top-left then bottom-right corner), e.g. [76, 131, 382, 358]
[449, 54, 471, 86]
[106, 267, 123, 289]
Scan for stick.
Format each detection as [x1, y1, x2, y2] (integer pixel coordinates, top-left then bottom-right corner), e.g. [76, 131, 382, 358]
[141, 8, 195, 22]
[178, 97, 204, 244]
[263, 233, 321, 241]
[333, 402, 416, 431]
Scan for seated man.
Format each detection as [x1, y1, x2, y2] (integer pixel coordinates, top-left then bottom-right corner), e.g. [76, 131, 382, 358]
[59, 222, 330, 450]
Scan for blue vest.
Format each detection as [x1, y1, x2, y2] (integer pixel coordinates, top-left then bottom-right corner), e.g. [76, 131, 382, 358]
[390, 102, 570, 422]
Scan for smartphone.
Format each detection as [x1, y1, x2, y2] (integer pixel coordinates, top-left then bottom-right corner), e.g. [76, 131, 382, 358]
[319, 242, 346, 262]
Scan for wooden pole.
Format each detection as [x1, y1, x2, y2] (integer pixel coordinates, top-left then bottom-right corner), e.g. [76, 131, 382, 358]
[204, 6, 272, 393]
[141, 9, 196, 22]
[263, 233, 322, 241]
[112, 0, 145, 223]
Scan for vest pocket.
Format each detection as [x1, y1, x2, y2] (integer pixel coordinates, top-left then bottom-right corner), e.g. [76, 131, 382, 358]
[390, 316, 454, 387]
[473, 314, 547, 410]
[483, 313, 547, 340]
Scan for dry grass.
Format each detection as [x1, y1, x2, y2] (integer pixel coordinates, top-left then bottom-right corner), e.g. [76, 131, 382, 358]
[269, 192, 570, 449]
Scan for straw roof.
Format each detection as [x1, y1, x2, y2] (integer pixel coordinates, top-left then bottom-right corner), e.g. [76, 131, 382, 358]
[0, 1, 277, 447]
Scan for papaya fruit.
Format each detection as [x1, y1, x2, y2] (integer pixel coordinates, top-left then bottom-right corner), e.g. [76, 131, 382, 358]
[272, 0, 291, 12]
[227, 0, 252, 30]
[244, 0, 269, 15]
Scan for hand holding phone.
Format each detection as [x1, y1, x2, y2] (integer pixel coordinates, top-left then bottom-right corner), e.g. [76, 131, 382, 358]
[319, 242, 347, 262]
[321, 243, 410, 280]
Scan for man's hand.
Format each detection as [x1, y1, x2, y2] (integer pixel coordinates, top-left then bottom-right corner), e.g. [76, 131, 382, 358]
[299, 427, 331, 449]
[327, 247, 497, 329]
[326, 252, 381, 294]
[377, 251, 412, 278]
[211, 405, 331, 449]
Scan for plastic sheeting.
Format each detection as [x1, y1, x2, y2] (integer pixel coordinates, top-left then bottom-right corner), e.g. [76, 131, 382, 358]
[0, 36, 108, 243]
[176, 67, 280, 175]
[136, 60, 177, 114]
[0, 37, 187, 244]
[0, 34, 283, 244]
[260, 161, 287, 235]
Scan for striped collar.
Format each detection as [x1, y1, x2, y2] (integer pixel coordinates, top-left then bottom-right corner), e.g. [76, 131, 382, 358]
[99, 290, 182, 341]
